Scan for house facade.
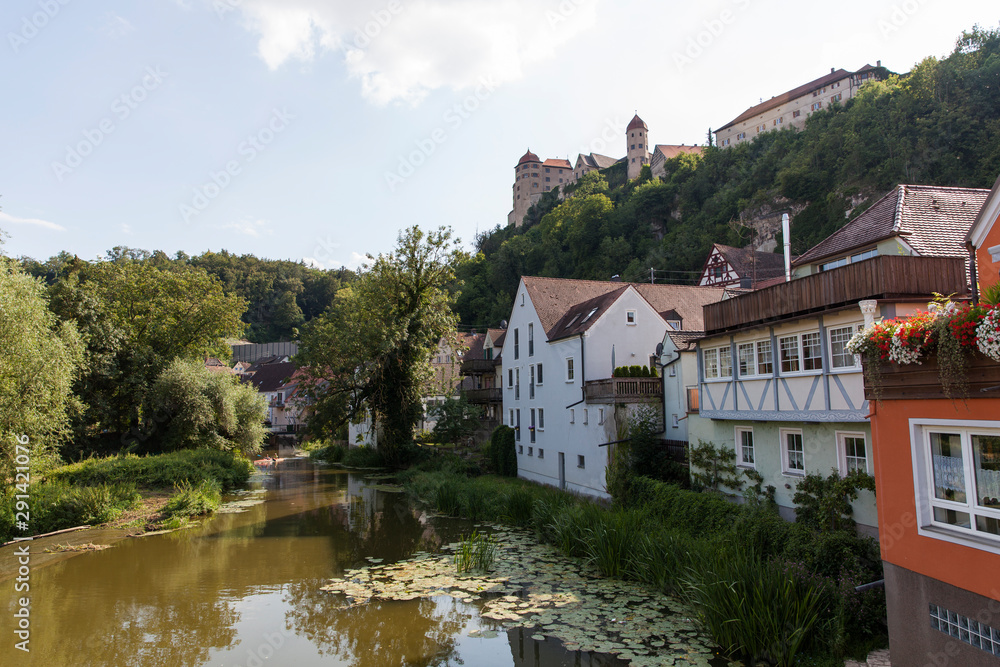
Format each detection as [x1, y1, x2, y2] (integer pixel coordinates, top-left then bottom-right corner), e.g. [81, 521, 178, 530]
[688, 254, 971, 534]
[501, 276, 725, 498]
[459, 328, 506, 436]
[697, 243, 788, 288]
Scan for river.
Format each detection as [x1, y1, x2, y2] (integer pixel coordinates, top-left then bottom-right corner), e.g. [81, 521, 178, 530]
[1, 458, 727, 667]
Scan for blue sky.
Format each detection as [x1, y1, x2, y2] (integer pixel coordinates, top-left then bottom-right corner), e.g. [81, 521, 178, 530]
[1, 0, 997, 268]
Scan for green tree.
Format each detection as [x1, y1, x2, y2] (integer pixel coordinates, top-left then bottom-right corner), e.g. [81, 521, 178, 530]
[429, 394, 482, 445]
[0, 262, 84, 479]
[146, 358, 267, 456]
[298, 226, 464, 465]
[48, 260, 247, 456]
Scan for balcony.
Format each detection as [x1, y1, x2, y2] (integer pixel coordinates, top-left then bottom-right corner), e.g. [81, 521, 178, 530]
[460, 358, 496, 375]
[584, 377, 662, 404]
[703, 256, 969, 335]
[464, 387, 503, 404]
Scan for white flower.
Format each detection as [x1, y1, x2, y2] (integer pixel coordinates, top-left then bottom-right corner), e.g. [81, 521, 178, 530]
[976, 308, 1000, 362]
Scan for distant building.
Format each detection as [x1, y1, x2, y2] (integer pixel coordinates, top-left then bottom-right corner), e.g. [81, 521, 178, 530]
[698, 243, 788, 288]
[508, 114, 703, 227]
[715, 64, 884, 148]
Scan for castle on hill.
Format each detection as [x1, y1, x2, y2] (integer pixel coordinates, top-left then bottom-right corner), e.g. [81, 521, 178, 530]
[508, 114, 703, 227]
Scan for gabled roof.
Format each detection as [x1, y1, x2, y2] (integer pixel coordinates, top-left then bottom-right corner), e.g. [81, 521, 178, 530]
[717, 68, 854, 133]
[793, 184, 990, 267]
[652, 145, 704, 161]
[243, 362, 296, 393]
[666, 330, 703, 352]
[542, 158, 572, 169]
[710, 243, 788, 281]
[521, 276, 727, 342]
[577, 152, 620, 169]
[967, 171, 1000, 248]
[463, 333, 487, 360]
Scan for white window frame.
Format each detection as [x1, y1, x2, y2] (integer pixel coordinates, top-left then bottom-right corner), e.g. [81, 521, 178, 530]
[737, 343, 756, 377]
[515, 409, 521, 442]
[569, 408, 575, 424]
[583, 408, 589, 425]
[829, 324, 863, 371]
[780, 428, 805, 476]
[911, 419, 1000, 554]
[757, 339, 774, 375]
[626, 309, 637, 325]
[536, 363, 543, 386]
[837, 431, 869, 475]
[528, 323, 534, 357]
[703, 346, 732, 381]
[577, 455, 586, 469]
[538, 408, 544, 431]
[779, 332, 823, 375]
[566, 357, 575, 382]
[598, 408, 605, 425]
[538, 448, 544, 459]
[736, 426, 755, 468]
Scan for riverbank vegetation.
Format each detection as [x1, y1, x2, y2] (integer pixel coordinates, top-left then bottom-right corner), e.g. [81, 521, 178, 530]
[401, 453, 886, 666]
[0, 450, 254, 542]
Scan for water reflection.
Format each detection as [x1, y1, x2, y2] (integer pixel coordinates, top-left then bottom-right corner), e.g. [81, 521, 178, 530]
[0, 461, 631, 667]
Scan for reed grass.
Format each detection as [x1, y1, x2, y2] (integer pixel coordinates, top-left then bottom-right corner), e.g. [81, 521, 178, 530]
[454, 530, 498, 573]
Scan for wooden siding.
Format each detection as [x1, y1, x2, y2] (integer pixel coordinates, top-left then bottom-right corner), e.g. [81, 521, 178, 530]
[584, 377, 663, 403]
[464, 388, 503, 404]
[460, 358, 496, 374]
[704, 256, 969, 334]
[864, 354, 1000, 401]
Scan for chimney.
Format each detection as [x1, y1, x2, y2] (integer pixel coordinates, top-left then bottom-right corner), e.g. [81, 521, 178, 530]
[611, 275, 622, 282]
[782, 213, 792, 283]
[831, 67, 835, 73]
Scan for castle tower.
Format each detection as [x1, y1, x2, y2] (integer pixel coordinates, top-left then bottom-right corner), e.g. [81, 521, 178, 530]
[509, 148, 541, 227]
[626, 114, 650, 180]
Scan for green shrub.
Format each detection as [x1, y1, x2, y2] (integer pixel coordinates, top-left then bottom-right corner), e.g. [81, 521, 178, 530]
[502, 487, 534, 526]
[49, 450, 254, 489]
[309, 442, 346, 463]
[488, 425, 517, 477]
[2, 481, 141, 540]
[161, 479, 221, 520]
[584, 509, 644, 578]
[341, 445, 385, 467]
[435, 480, 462, 516]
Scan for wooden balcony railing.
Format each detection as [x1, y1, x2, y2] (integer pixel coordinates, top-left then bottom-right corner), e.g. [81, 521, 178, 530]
[464, 387, 503, 404]
[704, 256, 969, 335]
[460, 358, 496, 374]
[584, 377, 662, 403]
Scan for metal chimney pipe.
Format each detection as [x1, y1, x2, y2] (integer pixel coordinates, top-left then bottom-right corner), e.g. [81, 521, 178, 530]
[782, 213, 791, 282]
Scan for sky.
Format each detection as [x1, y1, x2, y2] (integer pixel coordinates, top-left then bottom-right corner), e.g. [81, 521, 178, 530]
[1, 0, 998, 270]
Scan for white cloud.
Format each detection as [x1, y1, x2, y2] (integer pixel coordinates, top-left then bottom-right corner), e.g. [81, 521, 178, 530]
[121, 223, 133, 235]
[100, 12, 135, 37]
[221, 218, 272, 237]
[230, 0, 599, 105]
[0, 212, 66, 232]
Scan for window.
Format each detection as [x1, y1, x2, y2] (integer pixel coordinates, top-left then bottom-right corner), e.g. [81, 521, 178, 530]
[519, 445, 523, 454]
[792, 110, 801, 118]
[515, 409, 521, 441]
[851, 248, 877, 263]
[536, 363, 543, 385]
[513, 328, 519, 359]
[515, 368, 520, 400]
[583, 409, 589, 425]
[737, 343, 756, 377]
[528, 323, 534, 357]
[672, 414, 679, 428]
[631, 144, 636, 150]
[779, 333, 822, 374]
[509, 409, 513, 427]
[528, 447, 533, 456]
[802, 332, 823, 371]
[570, 408, 575, 424]
[830, 325, 861, 369]
[508, 368, 513, 388]
[668, 365, 676, 377]
[530, 409, 536, 443]
[538, 408, 544, 430]
[838, 432, 868, 474]
[914, 424, 1000, 544]
[703, 348, 719, 379]
[626, 310, 636, 325]
[529, 365, 535, 399]
[811, 101, 822, 111]
[757, 339, 773, 375]
[719, 347, 732, 379]
[566, 358, 575, 382]
[545, 167, 550, 173]
[598, 408, 605, 425]
[578, 455, 586, 469]
[736, 427, 755, 467]
[782, 429, 805, 475]
[538, 448, 544, 459]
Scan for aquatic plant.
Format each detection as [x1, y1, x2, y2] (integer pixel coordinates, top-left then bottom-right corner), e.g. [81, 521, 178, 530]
[453, 530, 498, 573]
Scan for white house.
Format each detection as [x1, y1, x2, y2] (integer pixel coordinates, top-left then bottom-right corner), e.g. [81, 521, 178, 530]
[501, 276, 726, 498]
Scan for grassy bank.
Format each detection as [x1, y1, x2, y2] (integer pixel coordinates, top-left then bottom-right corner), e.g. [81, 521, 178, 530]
[402, 459, 886, 666]
[1, 450, 253, 543]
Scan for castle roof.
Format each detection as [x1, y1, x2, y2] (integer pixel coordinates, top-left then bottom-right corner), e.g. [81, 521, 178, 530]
[517, 149, 540, 165]
[542, 158, 572, 169]
[716, 68, 854, 133]
[578, 153, 620, 169]
[652, 145, 704, 161]
[626, 114, 648, 131]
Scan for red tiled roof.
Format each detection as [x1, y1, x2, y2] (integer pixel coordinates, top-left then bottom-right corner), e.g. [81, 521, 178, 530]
[793, 185, 990, 267]
[517, 149, 540, 165]
[242, 362, 296, 392]
[710, 243, 788, 282]
[653, 145, 704, 161]
[522, 276, 727, 341]
[627, 114, 648, 131]
[717, 69, 853, 133]
[542, 158, 572, 169]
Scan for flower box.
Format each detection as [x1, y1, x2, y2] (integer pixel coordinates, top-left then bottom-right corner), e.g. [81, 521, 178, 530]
[864, 353, 1000, 401]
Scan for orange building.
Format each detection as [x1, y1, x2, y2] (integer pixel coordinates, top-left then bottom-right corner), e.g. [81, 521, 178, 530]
[866, 179, 1000, 664]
